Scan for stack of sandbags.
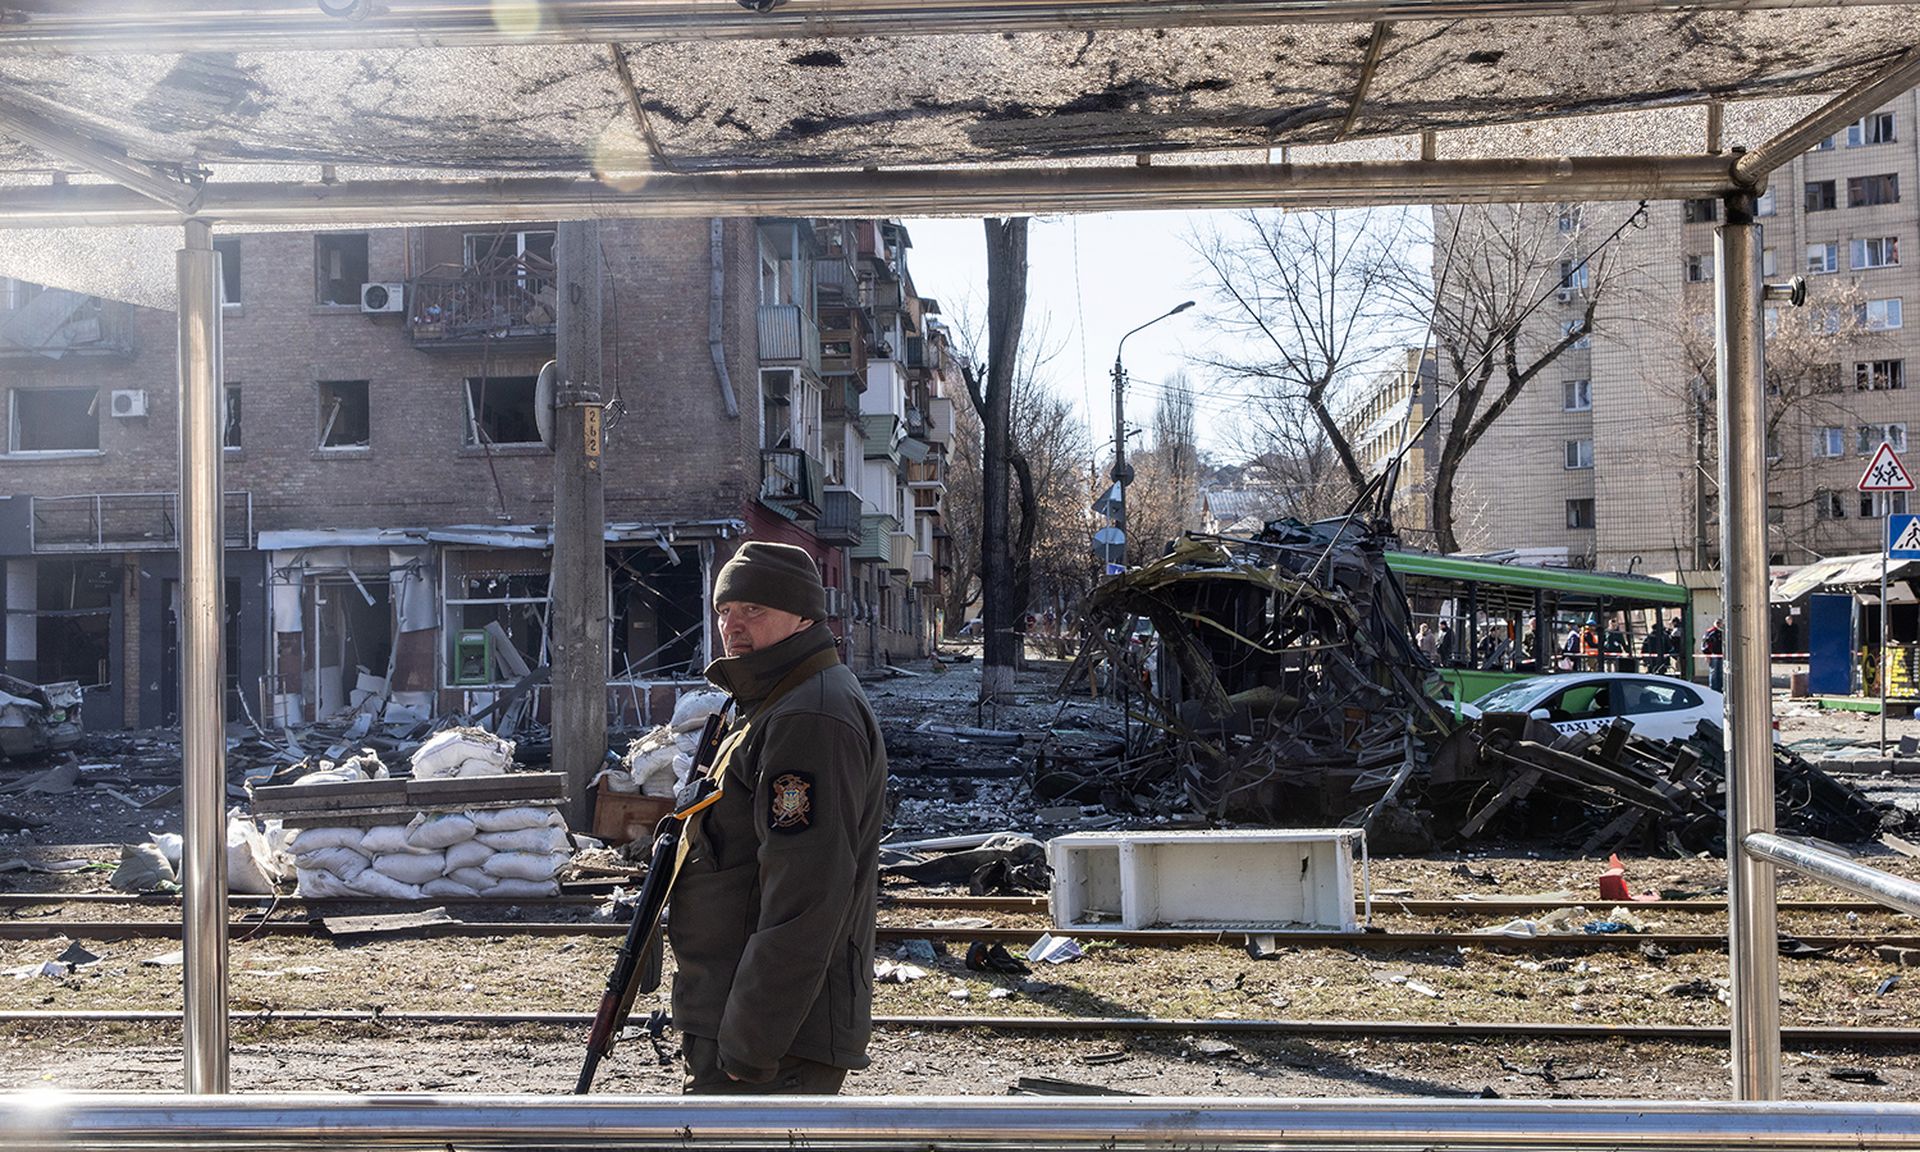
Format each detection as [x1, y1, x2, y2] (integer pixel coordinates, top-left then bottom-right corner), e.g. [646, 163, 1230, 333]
[291, 805, 571, 899]
[599, 690, 728, 798]
[409, 727, 515, 780]
[118, 814, 293, 895]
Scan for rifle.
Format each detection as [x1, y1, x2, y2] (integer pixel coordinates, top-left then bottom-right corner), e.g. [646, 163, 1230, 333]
[575, 702, 732, 1094]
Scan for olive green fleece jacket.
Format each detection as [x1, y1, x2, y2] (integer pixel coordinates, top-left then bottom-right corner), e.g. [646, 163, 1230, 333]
[666, 624, 887, 1082]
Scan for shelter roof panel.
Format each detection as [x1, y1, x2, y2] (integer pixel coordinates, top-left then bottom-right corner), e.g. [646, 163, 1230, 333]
[0, 9, 1910, 179]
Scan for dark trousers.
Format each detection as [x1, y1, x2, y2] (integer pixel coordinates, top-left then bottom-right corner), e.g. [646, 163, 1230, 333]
[681, 1033, 848, 1095]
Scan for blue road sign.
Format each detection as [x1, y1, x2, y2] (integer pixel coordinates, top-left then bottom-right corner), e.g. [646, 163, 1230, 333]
[1889, 513, 1920, 560]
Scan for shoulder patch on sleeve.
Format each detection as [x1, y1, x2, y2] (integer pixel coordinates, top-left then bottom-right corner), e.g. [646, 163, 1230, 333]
[768, 771, 815, 833]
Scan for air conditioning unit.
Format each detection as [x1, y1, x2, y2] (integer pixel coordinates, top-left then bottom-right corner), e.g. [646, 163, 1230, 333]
[1557, 288, 1576, 302]
[360, 282, 405, 314]
[109, 389, 148, 418]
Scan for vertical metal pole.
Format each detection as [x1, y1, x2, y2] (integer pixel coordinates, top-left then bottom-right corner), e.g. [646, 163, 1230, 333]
[177, 218, 228, 1093]
[552, 221, 607, 830]
[1883, 538, 1891, 756]
[1111, 357, 1127, 562]
[1714, 189, 1780, 1101]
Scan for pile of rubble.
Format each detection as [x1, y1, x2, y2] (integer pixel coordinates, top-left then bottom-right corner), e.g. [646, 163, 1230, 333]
[1064, 519, 1905, 853]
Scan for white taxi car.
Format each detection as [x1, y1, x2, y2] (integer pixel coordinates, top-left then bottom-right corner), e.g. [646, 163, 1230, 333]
[1457, 672, 1725, 742]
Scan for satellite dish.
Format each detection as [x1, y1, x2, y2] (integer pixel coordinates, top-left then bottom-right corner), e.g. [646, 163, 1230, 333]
[534, 360, 558, 451]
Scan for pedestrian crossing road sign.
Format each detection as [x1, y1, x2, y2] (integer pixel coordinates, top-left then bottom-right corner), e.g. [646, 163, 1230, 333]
[1859, 442, 1915, 492]
[1891, 514, 1920, 560]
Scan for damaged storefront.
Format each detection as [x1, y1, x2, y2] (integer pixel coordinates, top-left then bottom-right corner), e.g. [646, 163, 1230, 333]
[0, 493, 267, 733]
[261, 521, 736, 733]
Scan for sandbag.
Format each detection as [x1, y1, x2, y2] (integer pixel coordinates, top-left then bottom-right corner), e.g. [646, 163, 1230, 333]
[670, 689, 729, 732]
[294, 846, 371, 881]
[444, 839, 494, 872]
[296, 867, 359, 898]
[411, 726, 514, 779]
[483, 877, 560, 898]
[406, 812, 477, 850]
[347, 869, 423, 900]
[423, 877, 480, 898]
[476, 825, 569, 855]
[482, 850, 570, 882]
[227, 817, 285, 895]
[151, 832, 184, 870]
[468, 806, 562, 833]
[360, 825, 431, 856]
[111, 842, 175, 892]
[447, 866, 495, 891]
[371, 851, 448, 886]
[289, 826, 365, 854]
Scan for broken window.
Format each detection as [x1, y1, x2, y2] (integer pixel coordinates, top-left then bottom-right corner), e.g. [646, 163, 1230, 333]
[223, 384, 241, 449]
[1849, 174, 1900, 208]
[443, 549, 550, 688]
[611, 545, 706, 678]
[315, 233, 369, 306]
[317, 379, 370, 449]
[22, 558, 113, 687]
[0, 277, 41, 311]
[464, 375, 542, 446]
[213, 237, 241, 306]
[8, 387, 98, 453]
[463, 228, 555, 294]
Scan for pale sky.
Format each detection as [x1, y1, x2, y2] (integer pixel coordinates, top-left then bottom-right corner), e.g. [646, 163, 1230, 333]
[902, 211, 1266, 462]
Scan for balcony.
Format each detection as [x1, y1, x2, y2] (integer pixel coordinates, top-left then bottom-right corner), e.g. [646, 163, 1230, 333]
[816, 255, 863, 304]
[825, 378, 863, 422]
[862, 413, 903, 463]
[759, 447, 824, 520]
[926, 396, 955, 447]
[888, 530, 915, 575]
[816, 489, 863, 546]
[911, 551, 936, 587]
[31, 492, 253, 552]
[852, 513, 898, 564]
[759, 303, 821, 374]
[408, 273, 557, 351]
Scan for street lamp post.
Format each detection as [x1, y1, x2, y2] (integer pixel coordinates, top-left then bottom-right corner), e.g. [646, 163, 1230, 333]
[1109, 300, 1194, 568]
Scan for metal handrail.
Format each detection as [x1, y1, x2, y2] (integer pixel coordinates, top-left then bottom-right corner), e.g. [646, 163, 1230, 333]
[9, 1094, 1920, 1151]
[1744, 832, 1920, 918]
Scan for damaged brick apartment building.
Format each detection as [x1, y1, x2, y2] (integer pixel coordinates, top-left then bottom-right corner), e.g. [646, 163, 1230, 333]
[0, 217, 957, 733]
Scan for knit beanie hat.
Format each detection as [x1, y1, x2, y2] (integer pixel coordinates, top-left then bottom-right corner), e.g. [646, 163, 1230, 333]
[712, 541, 828, 622]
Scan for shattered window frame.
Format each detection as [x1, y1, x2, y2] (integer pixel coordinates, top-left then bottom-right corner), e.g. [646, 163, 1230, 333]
[7, 386, 100, 455]
[463, 375, 543, 447]
[223, 384, 241, 451]
[315, 232, 370, 307]
[316, 379, 371, 450]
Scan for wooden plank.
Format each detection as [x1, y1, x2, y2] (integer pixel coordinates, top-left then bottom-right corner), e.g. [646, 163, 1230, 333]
[249, 779, 410, 815]
[403, 772, 565, 805]
[1457, 769, 1539, 841]
[317, 907, 455, 940]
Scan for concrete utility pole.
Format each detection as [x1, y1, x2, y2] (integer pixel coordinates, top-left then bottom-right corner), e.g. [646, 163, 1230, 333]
[552, 221, 608, 830]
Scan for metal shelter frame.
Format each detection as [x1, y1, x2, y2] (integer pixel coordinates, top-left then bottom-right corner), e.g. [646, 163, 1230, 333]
[3, 0, 1920, 1141]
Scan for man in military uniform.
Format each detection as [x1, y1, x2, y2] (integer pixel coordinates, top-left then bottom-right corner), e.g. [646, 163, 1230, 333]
[667, 541, 887, 1094]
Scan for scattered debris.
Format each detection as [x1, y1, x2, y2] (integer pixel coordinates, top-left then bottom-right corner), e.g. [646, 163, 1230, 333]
[965, 941, 1032, 975]
[1012, 1075, 1141, 1096]
[1025, 934, 1084, 964]
[1830, 1067, 1888, 1085]
[873, 960, 928, 984]
[0, 674, 83, 759]
[317, 907, 456, 940]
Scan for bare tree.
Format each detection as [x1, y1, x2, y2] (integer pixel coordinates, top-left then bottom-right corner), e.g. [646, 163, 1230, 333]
[1124, 372, 1203, 563]
[1413, 203, 1634, 553]
[1193, 208, 1422, 504]
[968, 218, 1028, 702]
[1009, 376, 1094, 634]
[940, 392, 984, 636]
[1659, 277, 1895, 563]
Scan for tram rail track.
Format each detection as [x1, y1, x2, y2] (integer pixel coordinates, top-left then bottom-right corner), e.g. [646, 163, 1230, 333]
[0, 1008, 1914, 1047]
[2, 916, 1914, 952]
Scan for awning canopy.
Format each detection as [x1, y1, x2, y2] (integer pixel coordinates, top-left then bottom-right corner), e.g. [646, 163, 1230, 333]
[1772, 553, 1920, 603]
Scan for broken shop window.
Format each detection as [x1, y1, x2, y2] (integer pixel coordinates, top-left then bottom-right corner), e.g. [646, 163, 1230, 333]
[3, 557, 114, 689]
[443, 549, 548, 688]
[610, 545, 706, 679]
[8, 387, 99, 453]
[161, 576, 245, 724]
[463, 375, 541, 447]
[316, 379, 370, 449]
[315, 233, 369, 307]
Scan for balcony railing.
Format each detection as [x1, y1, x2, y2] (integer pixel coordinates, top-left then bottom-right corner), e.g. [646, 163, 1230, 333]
[31, 492, 253, 552]
[760, 447, 823, 519]
[910, 551, 935, 586]
[408, 273, 557, 348]
[825, 378, 863, 421]
[816, 256, 863, 303]
[816, 489, 863, 546]
[852, 513, 897, 564]
[888, 530, 914, 574]
[759, 304, 821, 373]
